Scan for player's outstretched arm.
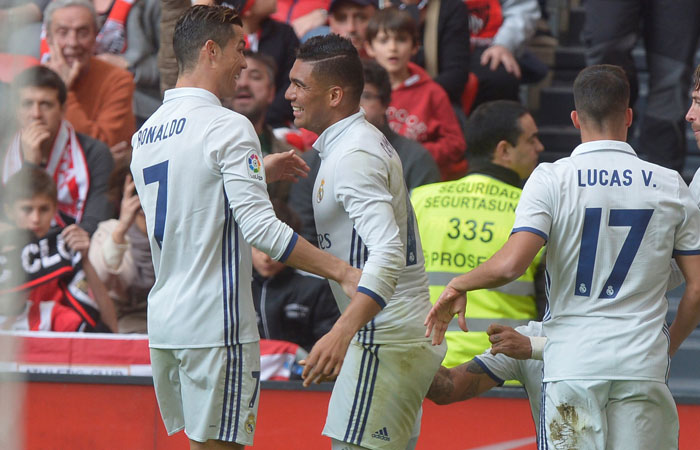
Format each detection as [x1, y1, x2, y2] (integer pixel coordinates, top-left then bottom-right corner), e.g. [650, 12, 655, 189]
[425, 285, 467, 345]
[284, 237, 360, 299]
[487, 324, 543, 360]
[426, 362, 499, 405]
[301, 291, 382, 387]
[669, 253, 700, 356]
[425, 232, 545, 345]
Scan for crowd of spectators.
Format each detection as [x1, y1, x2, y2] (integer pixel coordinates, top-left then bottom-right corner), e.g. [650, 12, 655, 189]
[0, 0, 698, 359]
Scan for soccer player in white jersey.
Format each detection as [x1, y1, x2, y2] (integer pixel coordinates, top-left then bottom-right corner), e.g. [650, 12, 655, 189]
[686, 65, 700, 200]
[427, 321, 545, 438]
[130, 6, 359, 450]
[426, 64, 700, 449]
[285, 34, 446, 450]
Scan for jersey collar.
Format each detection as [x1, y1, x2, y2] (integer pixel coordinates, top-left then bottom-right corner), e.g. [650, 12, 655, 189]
[571, 140, 637, 157]
[312, 109, 365, 157]
[163, 87, 222, 106]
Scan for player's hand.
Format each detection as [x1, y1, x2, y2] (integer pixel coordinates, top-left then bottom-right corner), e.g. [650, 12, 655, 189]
[480, 45, 521, 78]
[301, 325, 353, 387]
[339, 265, 361, 299]
[424, 283, 467, 345]
[61, 224, 91, 255]
[487, 323, 532, 359]
[45, 43, 82, 89]
[297, 359, 338, 383]
[263, 150, 309, 183]
[19, 122, 52, 164]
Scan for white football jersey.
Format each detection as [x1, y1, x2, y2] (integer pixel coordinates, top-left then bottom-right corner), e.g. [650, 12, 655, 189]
[312, 110, 433, 344]
[513, 140, 700, 382]
[474, 321, 544, 431]
[131, 88, 296, 348]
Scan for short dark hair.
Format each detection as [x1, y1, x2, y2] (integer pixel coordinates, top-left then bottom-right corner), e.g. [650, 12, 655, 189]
[244, 50, 278, 86]
[365, 7, 418, 45]
[573, 64, 630, 128]
[173, 5, 243, 74]
[694, 64, 700, 92]
[297, 34, 364, 105]
[13, 66, 67, 105]
[465, 100, 529, 161]
[362, 59, 391, 106]
[3, 167, 58, 207]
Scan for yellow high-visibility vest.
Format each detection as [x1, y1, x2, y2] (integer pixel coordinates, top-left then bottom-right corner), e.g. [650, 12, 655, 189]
[412, 173, 543, 368]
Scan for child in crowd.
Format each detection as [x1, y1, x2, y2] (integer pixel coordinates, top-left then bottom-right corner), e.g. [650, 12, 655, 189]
[365, 7, 467, 180]
[0, 167, 117, 332]
[89, 164, 154, 334]
[251, 200, 340, 352]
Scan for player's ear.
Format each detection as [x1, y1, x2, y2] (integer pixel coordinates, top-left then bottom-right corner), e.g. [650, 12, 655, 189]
[570, 110, 581, 130]
[328, 85, 343, 108]
[203, 40, 218, 66]
[625, 107, 633, 127]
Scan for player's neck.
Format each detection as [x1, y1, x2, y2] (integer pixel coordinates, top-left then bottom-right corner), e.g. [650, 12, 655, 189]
[175, 70, 222, 99]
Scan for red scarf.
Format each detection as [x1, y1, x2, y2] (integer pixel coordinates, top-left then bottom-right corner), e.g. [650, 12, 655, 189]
[3, 120, 91, 226]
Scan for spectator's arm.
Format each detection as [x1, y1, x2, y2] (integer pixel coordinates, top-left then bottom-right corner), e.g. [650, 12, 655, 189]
[121, 0, 161, 88]
[493, 0, 540, 53]
[78, 135, 115, 235]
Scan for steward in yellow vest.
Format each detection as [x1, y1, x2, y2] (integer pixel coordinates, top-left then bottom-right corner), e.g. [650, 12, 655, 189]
[411, 100, 545, 367]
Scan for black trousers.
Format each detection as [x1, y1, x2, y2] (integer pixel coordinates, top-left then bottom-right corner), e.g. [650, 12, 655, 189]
[583, 0, 700, 172]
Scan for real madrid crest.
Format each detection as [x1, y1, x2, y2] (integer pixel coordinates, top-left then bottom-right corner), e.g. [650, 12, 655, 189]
[245, 413, 256, 434]
[317, 179, 325, 203]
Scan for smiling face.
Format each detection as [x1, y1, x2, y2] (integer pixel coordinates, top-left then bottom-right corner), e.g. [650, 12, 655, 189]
[47, 5, 96, 69]
[365, 29, 415, 83]
[216, 24, 248, 99]
[285, 59, 332, 133]
[230, 56, 275, 124]
[686, 88, 700, 149]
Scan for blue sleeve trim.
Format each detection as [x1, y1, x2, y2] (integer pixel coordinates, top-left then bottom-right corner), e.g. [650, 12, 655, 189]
[473, 356, 505, 386]
[357, 286, 387, 309]
[511, 227, 548, 242]
[673, 249, 700, 256]
[279, 232, 299, 263]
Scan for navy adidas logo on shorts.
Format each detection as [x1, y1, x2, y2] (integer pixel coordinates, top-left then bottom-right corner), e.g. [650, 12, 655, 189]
[371, 427, 390, 441]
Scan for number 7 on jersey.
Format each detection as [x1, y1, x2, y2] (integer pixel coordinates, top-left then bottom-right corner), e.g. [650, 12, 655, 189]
[143, 161, 169, 249]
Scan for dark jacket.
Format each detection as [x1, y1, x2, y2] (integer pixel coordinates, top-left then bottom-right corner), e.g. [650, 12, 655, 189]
[252, 267, 340, 352]
[411, 0, 471, 104]
[258, 18, 300, 127]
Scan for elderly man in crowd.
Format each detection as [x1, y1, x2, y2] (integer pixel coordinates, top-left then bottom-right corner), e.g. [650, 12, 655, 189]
[43, 0, 135, 148]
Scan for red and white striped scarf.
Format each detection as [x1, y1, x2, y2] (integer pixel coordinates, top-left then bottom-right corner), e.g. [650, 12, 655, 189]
[2, 120, 91, 225]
